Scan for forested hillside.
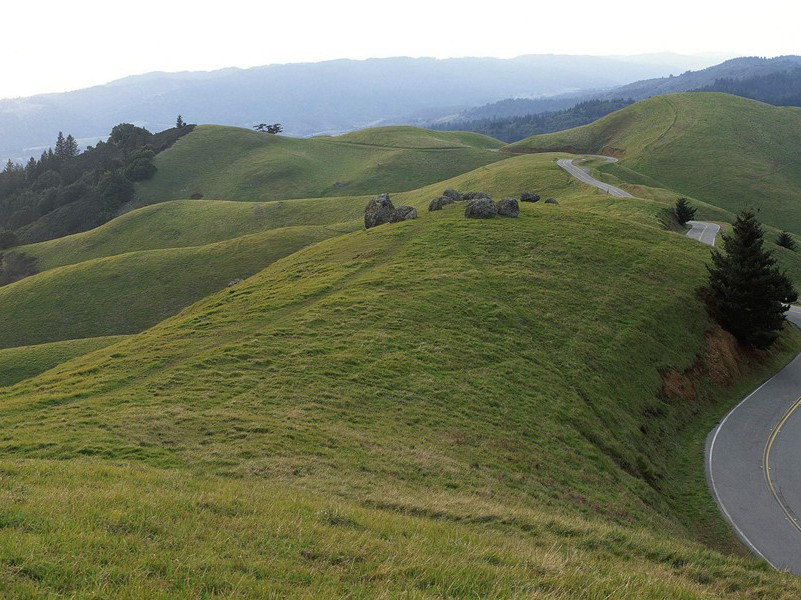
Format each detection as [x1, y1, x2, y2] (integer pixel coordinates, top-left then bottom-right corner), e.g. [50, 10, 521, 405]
[0, 123, 193, 244]
[434, 99, 634, 142]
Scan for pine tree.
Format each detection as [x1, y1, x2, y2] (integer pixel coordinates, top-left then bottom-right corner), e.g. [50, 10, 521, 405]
[777, 231, 797, 251]
[706, 210, 798, 348]
[674, 197, 696, 225]
[64, 134, 79, 157]
[176, 114, 186, 128]
[54, 131, 66, 159]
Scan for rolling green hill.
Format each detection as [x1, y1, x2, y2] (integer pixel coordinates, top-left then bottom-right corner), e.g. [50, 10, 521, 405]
[16, 197, 368, 272]
[0, 336, 129, 388]
[326, 126, 505, 149]
[0, 163, 799, 596]
[136, 125, 508, 203]
[0, 224, 358, 349]
[2, 153, 683, 351]
[507, 92, 801, 235]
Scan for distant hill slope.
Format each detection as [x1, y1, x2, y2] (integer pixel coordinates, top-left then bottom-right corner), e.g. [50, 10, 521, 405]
[0, 168, 799, 595]
[136, 125, 508, 203]
[695, 66, 801, 106]
[434, 99, 635, 143]
[508, 92, 801, 235]
[0, 335, 128, 388]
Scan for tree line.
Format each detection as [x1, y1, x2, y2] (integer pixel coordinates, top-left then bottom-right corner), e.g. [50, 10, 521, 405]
[694, 68, 801, 107]
[433, 99, 634, 143]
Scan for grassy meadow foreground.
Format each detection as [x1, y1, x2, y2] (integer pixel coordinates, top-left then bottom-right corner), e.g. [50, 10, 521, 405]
[0, 115, 800, 596]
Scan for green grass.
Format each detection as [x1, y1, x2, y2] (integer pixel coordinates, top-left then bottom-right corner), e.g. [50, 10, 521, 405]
[325, 126, 505, 149]
[16, 198, 369, 271]
[508, 92, 801, 236]
[1, 181, 800, 595]
[0, 223, 358, 348]
[0, 336, 129, 388]
[137, 125, 508, 203]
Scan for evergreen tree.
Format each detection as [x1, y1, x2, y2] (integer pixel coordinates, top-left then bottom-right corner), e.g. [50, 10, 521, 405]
[674, 197, 696, 225]
[64, 134, 79, 157]
[777, 231, 797, 251]
[176, 114, 186, 128]
[706, 210, 798, 348]
[54, 132, 66, 159]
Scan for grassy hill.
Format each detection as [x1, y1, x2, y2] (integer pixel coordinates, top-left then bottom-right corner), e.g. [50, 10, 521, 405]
[136, 125, 508, 204]
[0, 336, 129, 388]
[0, 161, 800, 595]
[507, 92, 801, 235]
[4, 153, 692, 351]
[16, 197, 368, 272]
[0, 224, 358, 349]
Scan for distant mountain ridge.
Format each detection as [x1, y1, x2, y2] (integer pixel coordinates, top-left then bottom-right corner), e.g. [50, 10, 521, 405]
[0, 54, 713, 162]
[452, 56, 801, 121]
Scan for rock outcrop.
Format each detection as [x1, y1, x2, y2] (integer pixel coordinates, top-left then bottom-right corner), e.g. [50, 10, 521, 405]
[464, 197, 497, 219]
[496, 197, 520, 217]
[364, 193, 395, 228]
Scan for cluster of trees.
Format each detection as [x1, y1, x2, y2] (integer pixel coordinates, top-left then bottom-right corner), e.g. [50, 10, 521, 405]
[433, 99, 634, 143]
[253, 123, 283, 134]
[695, 68, 801, 107]
[0, 118, 193, 244]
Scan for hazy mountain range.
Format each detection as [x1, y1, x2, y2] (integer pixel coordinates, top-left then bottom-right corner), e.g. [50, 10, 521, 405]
[0, 53, 722, 162]
[452, 55, 801, 122]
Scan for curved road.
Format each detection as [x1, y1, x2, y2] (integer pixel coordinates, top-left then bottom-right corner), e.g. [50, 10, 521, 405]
[707, 306, 801, 573]
[559, 153, 801, 573]
[556, 156, 633, 198]
[557, 156, 720, 246]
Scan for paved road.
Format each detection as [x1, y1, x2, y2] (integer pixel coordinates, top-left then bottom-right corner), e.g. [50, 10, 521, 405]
[556, 157, 633, 198]
[706, 305, 801, 573]
[556, 155, 721, 247]
[686, 220, 721, 246]
[557, 154, 801, 572]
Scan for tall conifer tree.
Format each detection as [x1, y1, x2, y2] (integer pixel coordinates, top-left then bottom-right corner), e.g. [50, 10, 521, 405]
[706, 210, 797, 348]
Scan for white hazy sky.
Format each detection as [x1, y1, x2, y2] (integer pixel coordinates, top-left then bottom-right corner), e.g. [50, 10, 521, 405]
[2, 0, 800, 98]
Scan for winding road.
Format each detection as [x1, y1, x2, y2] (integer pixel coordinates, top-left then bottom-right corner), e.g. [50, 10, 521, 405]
[559, 153, 801, 574]
[556, 156, 633, 198]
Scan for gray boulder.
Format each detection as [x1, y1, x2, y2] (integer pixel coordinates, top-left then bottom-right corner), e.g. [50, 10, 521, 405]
[429, 196, 453, 211]
[442, 189, 463, 201]
[544, 197, 559, 205]
[391, 206, 418, 222]
[463, 191, 491, 201]
[464, 197, 497, 219]
[364, 193, 395, 228]
[520, 192, 541, 203]
[496, 197, 520, 218]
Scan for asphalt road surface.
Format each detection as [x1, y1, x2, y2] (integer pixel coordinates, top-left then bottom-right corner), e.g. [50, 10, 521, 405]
[557, 154, 801, 573]
[556, 157, 633, 198]
[687, 220, 721, 246]
[556, 155, 721, 247]
[706, 306, 801, 573]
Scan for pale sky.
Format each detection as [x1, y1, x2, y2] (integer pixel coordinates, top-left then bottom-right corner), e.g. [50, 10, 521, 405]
[2, 0, 800, 98]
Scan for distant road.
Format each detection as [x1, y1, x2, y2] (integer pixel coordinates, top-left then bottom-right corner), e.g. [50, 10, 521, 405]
[686, 220, 720, 246]
[556, 155, 720, 246]
[556, 156, 633, 198]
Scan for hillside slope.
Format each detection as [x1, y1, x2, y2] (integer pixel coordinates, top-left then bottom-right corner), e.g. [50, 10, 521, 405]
[136, 125, 508, 203]
[0, 224, 358, 348]
[0, 180, 800, 595]
[508, 93, 801, 234]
